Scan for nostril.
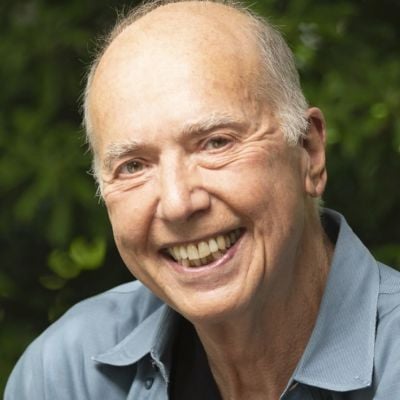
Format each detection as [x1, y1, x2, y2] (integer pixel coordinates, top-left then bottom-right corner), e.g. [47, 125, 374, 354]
[156, 187, 211, 222]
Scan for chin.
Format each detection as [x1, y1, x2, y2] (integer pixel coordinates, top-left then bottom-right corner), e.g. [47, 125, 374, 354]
[169, 287, 252, 326]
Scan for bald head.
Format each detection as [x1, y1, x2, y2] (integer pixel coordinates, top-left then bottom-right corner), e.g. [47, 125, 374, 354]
[83, 0, 308, 180]
[93, 1, 262, 98]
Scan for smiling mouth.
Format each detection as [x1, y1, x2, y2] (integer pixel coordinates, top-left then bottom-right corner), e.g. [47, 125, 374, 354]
[163, 228, 243, 268]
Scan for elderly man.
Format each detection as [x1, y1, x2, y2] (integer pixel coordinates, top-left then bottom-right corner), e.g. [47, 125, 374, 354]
[5, 0, 400, 399]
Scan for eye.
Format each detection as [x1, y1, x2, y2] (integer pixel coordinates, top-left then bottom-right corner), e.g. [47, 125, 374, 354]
[203, 136, 231, 150]
[119, 160, 145, 175]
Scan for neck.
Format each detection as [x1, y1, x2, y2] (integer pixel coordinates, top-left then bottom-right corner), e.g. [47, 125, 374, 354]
[194, 209, 333, 400]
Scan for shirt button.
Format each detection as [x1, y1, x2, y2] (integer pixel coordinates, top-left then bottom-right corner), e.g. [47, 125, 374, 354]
[144, 377, 154, 390]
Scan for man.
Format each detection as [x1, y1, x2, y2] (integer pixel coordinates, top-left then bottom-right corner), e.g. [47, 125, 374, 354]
[5, 0, 400, 399]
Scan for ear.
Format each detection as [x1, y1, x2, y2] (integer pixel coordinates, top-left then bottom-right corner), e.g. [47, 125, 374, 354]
[302, 107, 327, 198]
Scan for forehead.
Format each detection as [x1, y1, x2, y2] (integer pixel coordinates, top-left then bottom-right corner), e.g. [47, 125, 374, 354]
[88, 2, 265, 152]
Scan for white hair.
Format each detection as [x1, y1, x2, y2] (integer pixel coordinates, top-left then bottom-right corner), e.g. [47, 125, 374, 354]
[82, 0, 309, 184]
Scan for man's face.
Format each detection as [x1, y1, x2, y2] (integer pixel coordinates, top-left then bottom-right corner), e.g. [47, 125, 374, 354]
[89, 5, 315, 323]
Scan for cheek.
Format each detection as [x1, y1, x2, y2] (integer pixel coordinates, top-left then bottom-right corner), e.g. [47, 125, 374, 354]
[202, 155, 276, 210]
[105, 192, 153, 255]
[203, 150, 305, 230]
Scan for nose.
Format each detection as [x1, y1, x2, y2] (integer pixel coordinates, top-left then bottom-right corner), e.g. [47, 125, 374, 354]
[155, 153, 211, 222]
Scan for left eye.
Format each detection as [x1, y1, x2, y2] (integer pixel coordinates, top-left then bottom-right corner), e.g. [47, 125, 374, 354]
[204, 137, 231, 150]
[120, 160, 145, 175]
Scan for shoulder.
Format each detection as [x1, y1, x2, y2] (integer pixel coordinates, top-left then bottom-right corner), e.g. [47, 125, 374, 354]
[40, 280, 163, 352]
[4, 280, 164, 399]
[376, 261, 400, 331]
[373, 263, 400, 397]
[376, 262, 400, 325]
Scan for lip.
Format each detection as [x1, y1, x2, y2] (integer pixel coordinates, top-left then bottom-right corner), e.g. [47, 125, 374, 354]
[161, 229, 245, 279]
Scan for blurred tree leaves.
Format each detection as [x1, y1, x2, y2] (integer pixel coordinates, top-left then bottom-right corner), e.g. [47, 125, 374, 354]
[45, 236, 106, 284]
[0, 0, 399, 394]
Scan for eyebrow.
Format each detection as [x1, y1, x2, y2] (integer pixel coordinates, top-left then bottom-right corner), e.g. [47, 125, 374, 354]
[102, 140, 142, 172]
[102, 113, 248, 172]
[180, 113, 248, 136]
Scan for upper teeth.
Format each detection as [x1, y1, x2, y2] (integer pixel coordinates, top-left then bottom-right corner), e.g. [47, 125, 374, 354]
[167, 229, 242, 267]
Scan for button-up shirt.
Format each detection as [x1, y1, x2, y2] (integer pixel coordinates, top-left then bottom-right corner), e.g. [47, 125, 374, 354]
[5, 210, 400, 399]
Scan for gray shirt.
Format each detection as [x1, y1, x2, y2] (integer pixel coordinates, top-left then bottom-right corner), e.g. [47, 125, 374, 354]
[5, 210, 400, 399]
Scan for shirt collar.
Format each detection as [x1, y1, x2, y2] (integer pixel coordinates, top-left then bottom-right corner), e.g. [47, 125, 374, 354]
[92, 303, 177, 372]
[293, 209, 379, 391]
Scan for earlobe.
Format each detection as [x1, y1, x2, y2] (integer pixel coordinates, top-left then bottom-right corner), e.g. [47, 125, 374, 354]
[303, 107, 327, 198]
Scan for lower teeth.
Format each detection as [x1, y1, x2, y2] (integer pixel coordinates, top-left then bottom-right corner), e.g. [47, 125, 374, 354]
[185, 249, 226, 268]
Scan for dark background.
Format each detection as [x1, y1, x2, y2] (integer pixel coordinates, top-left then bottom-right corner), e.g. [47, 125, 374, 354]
[1, 0, 399, 393]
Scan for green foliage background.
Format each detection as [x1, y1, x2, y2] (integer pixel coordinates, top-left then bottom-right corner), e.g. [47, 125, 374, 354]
[1, 0, 399, 393]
